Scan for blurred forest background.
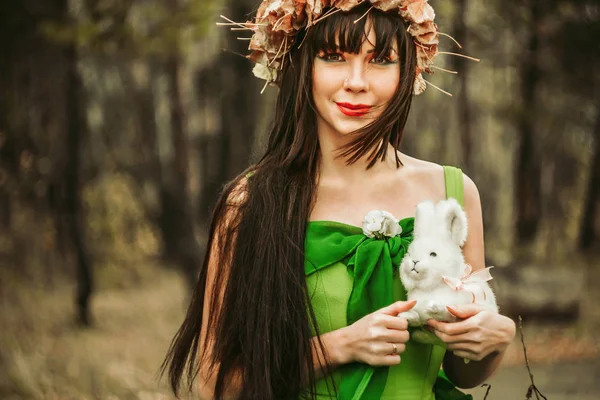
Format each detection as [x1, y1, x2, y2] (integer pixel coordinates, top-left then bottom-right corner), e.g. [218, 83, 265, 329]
[0, 0, 599, 399]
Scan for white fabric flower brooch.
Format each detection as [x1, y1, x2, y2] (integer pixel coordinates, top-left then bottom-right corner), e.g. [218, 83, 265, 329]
[362, 210, 402, 239]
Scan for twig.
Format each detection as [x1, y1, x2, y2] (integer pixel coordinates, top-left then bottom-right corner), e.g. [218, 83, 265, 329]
[518, 316, 548, 400]
[481, 383, 492, 400]
[312, 8, 343, 25]
[353, 6, 374, 24]
[438, 32, 463, 49]
[422, 78, 453, 96]
[431, 65, 458, 74]
[438, 51, 481, 62]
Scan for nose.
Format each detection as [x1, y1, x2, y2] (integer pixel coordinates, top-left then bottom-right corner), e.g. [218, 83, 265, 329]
[343, 62, 369, 93]
[413, 260, 419, 266]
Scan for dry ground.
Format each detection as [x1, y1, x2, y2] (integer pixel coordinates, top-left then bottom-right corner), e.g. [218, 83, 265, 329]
[0, 267, 191, 400]
[1, 264, 599, 400]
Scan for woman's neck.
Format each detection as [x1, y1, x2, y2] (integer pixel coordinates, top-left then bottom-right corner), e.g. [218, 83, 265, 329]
[317, 133, 403, 186]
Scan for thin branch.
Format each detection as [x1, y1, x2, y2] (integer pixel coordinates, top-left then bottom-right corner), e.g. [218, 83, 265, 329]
[432, 65, 458, 74]
[481, 383, 492, 400]
[438, 51, 481, 62]
[272, 13, 290, 31]
[518, 316, 548, 400]
[312, 8, 343, 25]
[269, 35, 287, 66]
[260, 79, 269, 94]
[423, 78, 453, 96]
[439, 32, 463, 49]
[221, 48, 249, 59]
[217, 15, 266, 29]
[353, 6, 374, 24]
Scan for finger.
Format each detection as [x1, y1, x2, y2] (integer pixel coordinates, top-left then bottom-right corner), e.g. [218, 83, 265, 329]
[371, 342, 405, 356]
[451, 350, 481, 362]
[427, 319, 471, 336]
[379, 329, 410, 344]
[380, 300, 417, 315]
[376, 314, 408, 331]
[375, 354, 402, 366]
[390, 343, 406, 355]
[431, 331, 476, 344]
[373, 342, 406, 356]
[447, 341, 481, 351]
[447, 304, 483, 319]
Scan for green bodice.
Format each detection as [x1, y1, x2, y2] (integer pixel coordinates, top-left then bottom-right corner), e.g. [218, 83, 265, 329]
[302, 166, 472, 400]
[305, 220, 446, 399]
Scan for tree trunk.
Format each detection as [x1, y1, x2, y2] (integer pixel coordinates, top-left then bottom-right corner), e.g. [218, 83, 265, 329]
[515, 0, 542, 243]
[157, 0, 204, 287]
[0, 184, 10, 229]
[197, 0, 261, 226]
[452, 0, 472, 173]
[64, 43, 94, 326]
[580, 107, 600, 249]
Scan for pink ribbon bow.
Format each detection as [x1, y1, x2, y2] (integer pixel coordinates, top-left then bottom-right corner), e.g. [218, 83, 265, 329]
[443, 264, 494, 303]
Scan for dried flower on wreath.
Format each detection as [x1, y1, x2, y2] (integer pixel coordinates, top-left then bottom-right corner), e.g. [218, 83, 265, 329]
[218, 0, 479, 95]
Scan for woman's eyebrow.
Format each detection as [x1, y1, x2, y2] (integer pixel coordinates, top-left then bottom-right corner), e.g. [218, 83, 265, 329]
[365, 48, 399, 55]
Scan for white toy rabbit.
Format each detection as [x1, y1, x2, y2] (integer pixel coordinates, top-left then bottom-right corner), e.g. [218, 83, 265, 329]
[398, 198, 498, 327]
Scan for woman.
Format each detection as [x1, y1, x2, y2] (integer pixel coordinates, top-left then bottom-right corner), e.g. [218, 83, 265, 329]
[161, 1, 516, 399]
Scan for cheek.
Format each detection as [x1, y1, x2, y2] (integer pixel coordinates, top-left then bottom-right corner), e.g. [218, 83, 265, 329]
[312, 65, 342, 99]
[374, 67, 400, 101]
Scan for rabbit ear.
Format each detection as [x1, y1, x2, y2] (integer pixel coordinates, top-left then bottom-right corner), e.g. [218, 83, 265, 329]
[414, 200, 436, 238]
[436, 198, 468, 246]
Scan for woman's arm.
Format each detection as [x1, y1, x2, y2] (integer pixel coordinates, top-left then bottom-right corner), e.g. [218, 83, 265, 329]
[427, 173, 516, 388]
[430, 303, 516, 388]
[197, 180, 249, 399]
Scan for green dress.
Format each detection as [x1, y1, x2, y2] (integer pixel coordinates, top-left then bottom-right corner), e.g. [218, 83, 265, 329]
[303, 166, 472, 400]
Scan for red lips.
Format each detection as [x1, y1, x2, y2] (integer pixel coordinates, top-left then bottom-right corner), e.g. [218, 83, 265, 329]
[336, 102, 372, 117]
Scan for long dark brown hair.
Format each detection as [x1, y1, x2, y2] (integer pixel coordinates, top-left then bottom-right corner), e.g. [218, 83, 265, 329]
[160, 3, 417, 399]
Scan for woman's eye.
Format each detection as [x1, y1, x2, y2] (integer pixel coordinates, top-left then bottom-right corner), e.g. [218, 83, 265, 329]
[370, 56, 397, 65]
[430, 252, 437, 257]
[318, 53, 344, 62]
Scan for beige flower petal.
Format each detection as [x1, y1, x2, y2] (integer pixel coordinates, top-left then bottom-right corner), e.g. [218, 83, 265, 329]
[332, 0, 364, 12]
[253, 63, 278, 82]
[372, 0, 404, 12]
[400, 0, 435, 24]
[408, 21, 439, 46]
[414, 72, 426, 95]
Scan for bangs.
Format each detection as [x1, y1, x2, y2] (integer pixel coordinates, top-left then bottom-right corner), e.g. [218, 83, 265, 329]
[308, 3, 406, 58]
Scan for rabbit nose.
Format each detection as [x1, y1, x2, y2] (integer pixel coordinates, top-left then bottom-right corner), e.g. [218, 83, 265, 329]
[413, 260, 419, 266]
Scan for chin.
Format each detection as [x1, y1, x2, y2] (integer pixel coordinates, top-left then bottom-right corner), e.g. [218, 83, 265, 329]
[330, 119, 373, 136]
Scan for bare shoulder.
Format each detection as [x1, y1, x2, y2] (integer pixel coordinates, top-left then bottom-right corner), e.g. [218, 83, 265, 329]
[217, 174, 251, 231]
[398, 154, 446, 198]
[227, 175, 250, 206]
[398, 154, 481, 207]
[461, 171, 481, 207]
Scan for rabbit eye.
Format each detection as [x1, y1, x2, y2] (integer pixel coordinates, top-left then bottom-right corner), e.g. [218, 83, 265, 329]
[430, 252, 437, 257]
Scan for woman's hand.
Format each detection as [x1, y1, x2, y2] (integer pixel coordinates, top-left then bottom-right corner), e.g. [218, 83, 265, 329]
[333, 300, 417, 367]
[427, 304, 516, 362]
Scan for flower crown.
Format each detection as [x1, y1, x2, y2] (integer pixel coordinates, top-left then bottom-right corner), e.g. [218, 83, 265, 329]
[218, 0, 478, 95]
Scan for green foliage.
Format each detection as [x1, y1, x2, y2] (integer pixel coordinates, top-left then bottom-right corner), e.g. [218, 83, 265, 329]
[40, 0, 223, 57]
[83, 173, 160, 289]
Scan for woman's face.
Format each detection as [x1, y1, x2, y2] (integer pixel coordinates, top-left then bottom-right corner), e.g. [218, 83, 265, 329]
[312, 26, 400, 137]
